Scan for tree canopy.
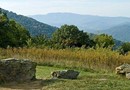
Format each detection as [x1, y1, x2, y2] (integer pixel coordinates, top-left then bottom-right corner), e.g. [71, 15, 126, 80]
[93, 34, 114, 48]
[52, 24, 91, 48]
[119, 42, 130, 55]
[0, 11, 30, 48]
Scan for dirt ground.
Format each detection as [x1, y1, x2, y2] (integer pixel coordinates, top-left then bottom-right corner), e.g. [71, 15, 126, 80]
[0, 79, 44, 90]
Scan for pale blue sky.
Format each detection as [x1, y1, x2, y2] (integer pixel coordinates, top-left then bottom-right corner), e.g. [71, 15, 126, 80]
[0, 0, 130, 17]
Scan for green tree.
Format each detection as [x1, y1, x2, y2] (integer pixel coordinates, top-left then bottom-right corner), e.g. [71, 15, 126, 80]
[119, 42, 130, 55]
[93, 34, 114, 48]
[0, 12, 30, 48]
[52, 24, 91, 48]
[9, 20, 30, 46]
[0, 12, 9, 26]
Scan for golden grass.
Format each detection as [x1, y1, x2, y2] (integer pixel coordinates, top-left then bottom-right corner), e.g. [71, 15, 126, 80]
[0, 47, 130, 72]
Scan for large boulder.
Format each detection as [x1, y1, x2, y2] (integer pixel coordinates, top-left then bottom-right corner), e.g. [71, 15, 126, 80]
[0, 58, 37, 83]
[51, 70, 79, 79]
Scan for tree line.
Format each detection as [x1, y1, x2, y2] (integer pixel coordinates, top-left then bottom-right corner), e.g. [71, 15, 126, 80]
[25, 24, 130, 55]
[0, 10, 130, 54]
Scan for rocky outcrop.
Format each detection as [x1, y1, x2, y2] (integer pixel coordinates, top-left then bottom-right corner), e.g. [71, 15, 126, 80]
[0, 58, 37, 83]
[51, 70, 79, 79]
[116, 63, 130, 79]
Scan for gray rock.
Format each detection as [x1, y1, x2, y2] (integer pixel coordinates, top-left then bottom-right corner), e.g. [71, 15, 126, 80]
[116, 63, 130, 75]
[115, 63, 130, 79]
[126, 73, 130, 79]
[0, 58, 37, 83]
[51, 70, 79, 79]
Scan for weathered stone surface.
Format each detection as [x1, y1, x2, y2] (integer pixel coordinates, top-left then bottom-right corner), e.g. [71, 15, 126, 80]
[126, 73, 130, 79]
[0, 58, 37, 83]
[116, 63, 130, 75]
[116, 63, 130, 79]
[51, 70, 79, 79]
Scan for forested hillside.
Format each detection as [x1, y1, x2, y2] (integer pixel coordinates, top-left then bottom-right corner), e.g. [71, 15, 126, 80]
[1, 9, 57, 36]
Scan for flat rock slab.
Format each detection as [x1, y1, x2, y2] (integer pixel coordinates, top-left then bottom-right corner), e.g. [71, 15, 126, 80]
[0, 58, 37, 83]
[51, 70, 79, 79]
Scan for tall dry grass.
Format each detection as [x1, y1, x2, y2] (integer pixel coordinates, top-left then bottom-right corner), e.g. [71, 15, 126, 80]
[0, 47, 130, 72]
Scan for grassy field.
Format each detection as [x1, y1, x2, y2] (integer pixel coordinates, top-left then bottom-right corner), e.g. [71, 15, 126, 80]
[0, 48, 130, 89]
[1, 66, 130, 90]
[0, 47, 130, 72]
[36, 66, 130, 90]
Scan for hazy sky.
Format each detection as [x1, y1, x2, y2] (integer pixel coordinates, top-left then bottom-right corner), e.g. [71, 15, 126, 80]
[0, 0, 130, 17]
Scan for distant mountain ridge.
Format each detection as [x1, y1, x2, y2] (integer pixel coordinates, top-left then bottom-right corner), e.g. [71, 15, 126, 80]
[30, 13, 130, 41]
[99, 23, 130, 42]
[30, 13, 130, 32]
[2, 9, 57, 36]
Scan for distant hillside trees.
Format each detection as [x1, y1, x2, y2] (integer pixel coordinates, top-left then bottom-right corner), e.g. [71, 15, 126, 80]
[52, 24, 93, 48]
[0, 11, 30, 48]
